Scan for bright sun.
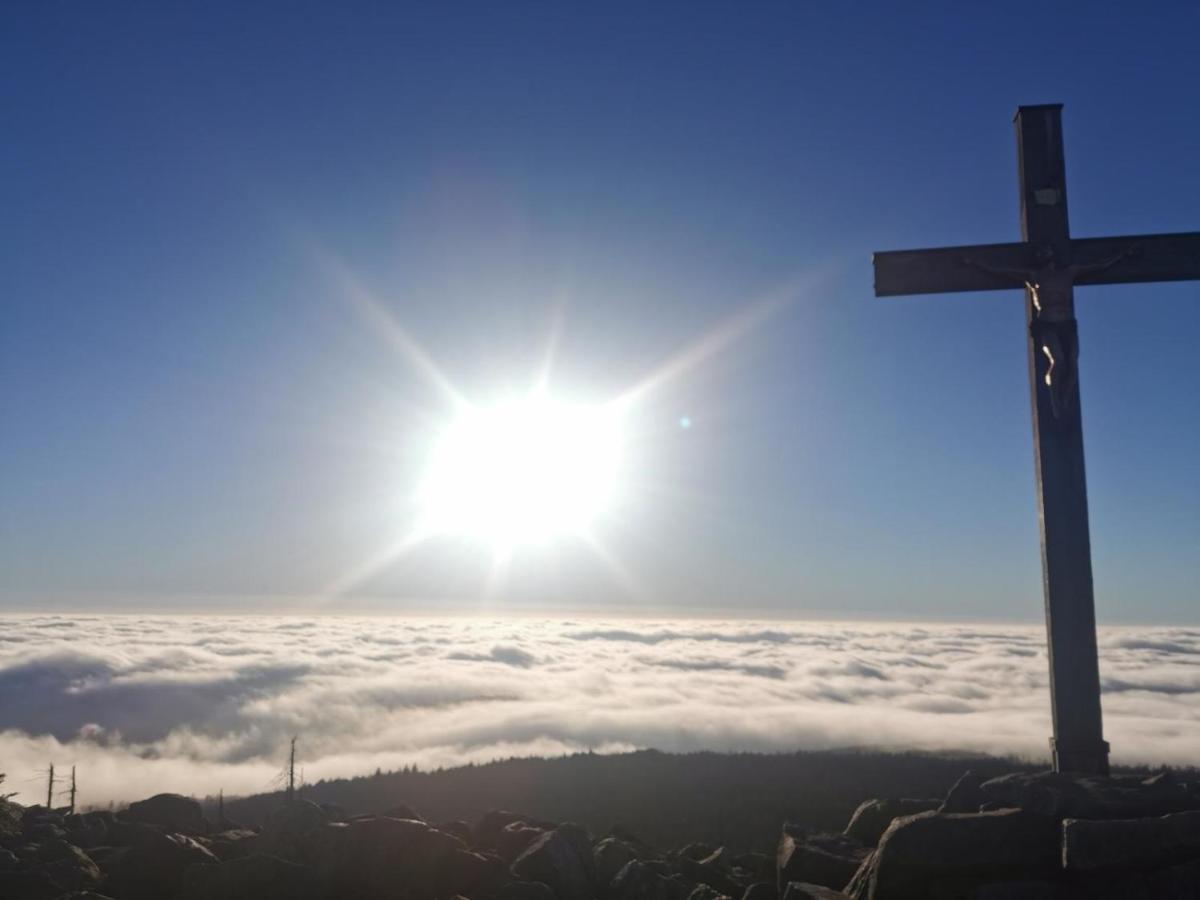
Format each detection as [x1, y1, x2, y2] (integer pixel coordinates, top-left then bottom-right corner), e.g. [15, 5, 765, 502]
[418, 396, 624, 548]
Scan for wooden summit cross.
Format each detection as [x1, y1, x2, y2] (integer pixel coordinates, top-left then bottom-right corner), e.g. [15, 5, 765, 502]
[873, 104, 1200, 776]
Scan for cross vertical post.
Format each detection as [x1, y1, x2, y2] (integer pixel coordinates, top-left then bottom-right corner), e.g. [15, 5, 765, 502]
[873, 103, 1200, 776]
[1014, 105, 1108, 775]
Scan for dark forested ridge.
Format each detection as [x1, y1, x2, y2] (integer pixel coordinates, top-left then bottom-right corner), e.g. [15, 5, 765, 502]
[215, 749, 1049, 851]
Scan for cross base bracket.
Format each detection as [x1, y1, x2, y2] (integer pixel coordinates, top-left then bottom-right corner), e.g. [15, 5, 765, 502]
[1050, 737, 1111, 777]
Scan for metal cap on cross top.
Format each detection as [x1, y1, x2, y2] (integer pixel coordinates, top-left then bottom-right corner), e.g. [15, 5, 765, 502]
[872, 104, 1200, 777]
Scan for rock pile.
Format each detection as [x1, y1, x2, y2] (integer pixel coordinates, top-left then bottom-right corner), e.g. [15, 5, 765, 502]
[2, 768, 1198, 900]
[778, 770, 1200, 899]
[0, 791, 772, 900]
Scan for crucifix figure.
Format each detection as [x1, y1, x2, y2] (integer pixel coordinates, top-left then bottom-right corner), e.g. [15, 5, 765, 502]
[964, 243, 1140, 418]
[873, 104, 1200, 775]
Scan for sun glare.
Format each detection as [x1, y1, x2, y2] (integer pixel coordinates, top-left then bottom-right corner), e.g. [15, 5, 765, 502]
[418, 396, 623, 548]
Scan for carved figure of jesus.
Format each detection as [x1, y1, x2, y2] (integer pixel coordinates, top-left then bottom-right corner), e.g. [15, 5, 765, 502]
[964, 244, 1139, 417]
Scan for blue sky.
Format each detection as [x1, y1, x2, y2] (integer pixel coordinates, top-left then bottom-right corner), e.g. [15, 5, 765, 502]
[2, 2, 1197, 622]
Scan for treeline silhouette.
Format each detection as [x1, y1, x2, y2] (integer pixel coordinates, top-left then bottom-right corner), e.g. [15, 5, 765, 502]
[215, 748, 1053, 851]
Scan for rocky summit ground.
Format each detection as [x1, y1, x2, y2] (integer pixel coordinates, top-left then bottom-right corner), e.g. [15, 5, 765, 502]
[2, 769, 1200, 900]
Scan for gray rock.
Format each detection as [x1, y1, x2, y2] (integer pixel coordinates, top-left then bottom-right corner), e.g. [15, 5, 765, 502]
[122, 793, 209, 835]
[475, 810, 557, 850]
[88, 844, 128, 871]
[64, 815, 108, 849]
[844, 799, 940, 847]
[104, 830, 218, 900]
[842, 856, 872, 900]
[608, 824, 654, 852]
[499, 822, 550, 862]
[688, 884, 732, 900]
[939, 771, 986, 814]
[679, 846, 741, 897]
[26, 840, 103, 894]
[778, 831, 867, 893]
[679, 842, 718, 862]
[179, 852, 320, 900]
[1062, 809, 1200, 871]
[731, 853, 772, 882]
[266, 799, 328, 835]
[595, 836, 641, 888]
[26, 822, 66, 842]
[446, 847, 511, 899]
[257, 800, 329, 861]
[441, 819, 474, 845]
[782, 883, 850, 900]
[207, 827, 260, 860]
[612, 859, 677, 900]
[856, 809, 1060, 900]
[977, 770, 1199, 821]
[314, 816, 467, 899]
[381, 803, 424, 821]
[512, 826, 595, 900]
[0, 847, 17, 870]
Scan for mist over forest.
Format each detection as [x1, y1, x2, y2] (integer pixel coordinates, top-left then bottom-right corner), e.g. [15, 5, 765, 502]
[3, 615, 1197, 809]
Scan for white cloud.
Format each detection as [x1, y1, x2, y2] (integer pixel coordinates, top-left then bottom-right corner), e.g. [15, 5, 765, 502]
[0, 614, 1197, 806]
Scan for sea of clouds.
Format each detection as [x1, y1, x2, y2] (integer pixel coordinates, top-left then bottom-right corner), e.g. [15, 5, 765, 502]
[1, 614, 1198, 807]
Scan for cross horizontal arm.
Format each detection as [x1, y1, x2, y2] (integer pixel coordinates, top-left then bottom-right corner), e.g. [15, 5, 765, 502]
[872, 241, 1028, 297]
[1069, 232, 1200, 287]
[873, 231, 1200, 298]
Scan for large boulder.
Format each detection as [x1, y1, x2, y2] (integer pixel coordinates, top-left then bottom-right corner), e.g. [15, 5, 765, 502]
[843, 800, 940, 847]
[122, 793, 209, 835]
[778, 830, 868, 893]
[103, 830, 218, 900]
[498, 821, 549, 862]
[595, 836, 641, 889]
[731, 853, 772, 883]
[938, 771, 986, 814]
[314, 815, 470, 899]
[63, 813, 109, 850]
[448, 846, 511, 899]
[679, 843, 718, 862]
[679, 846, 742, 897]
[1062, 809, 1200, 872]
[207, 827, 260, 860]
[974, 771, 1199, 820]
[34, 839, 103, 893]
[511, 825, 596, 900]
[848, 809, 1060, 900]
[381, 803, 424, 822]
[179, 852, 320, 900]
[258, 800, 329, 861]
[441, 819, 474, 845]
[475, 810, 556, 851]
[611, 859, 678, 900]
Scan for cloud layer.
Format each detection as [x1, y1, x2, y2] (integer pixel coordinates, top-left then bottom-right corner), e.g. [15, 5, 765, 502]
[1, 614, 1197, 806]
